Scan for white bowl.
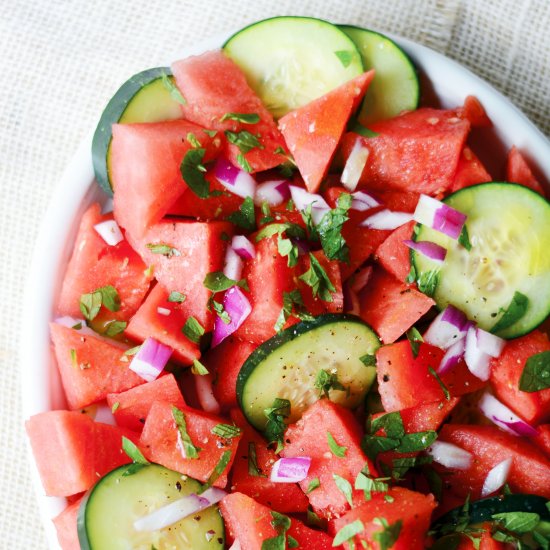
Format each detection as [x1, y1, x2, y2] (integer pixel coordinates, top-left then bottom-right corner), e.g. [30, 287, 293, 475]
[21, 28, 550, 550]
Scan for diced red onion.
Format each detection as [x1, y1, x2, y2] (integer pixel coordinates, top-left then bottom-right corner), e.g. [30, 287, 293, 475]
[438, 338, 466, 375]
[92, 403, 117, 426]
[350, 190, 380, 212]
[426, 441, 472, 470]
[270, 457, 311, 483]
[403, 240, 447, 264]
[195, 373, 221, 415]
[424, 305, 468, 350]
[479, 393, 539, 437]
[129, 338, 172, 382]
[223, 247, 243, 281]
[211, 286, 252, 348]
[94, 219, 124, 246]
[254, 180, 290, 206]
[341, 140, 369, 192]
[133, 487, 226, 532]
[481, 458, 513, 497]
[54, 316, 98, 338]
[476, 328, 505, 358]
[413, 194, 467, 239]
[157, 307, 171, 316]
[360, 210, 413, 230]
[214, 157, 256, 199]
[289, 185, 329, 211]
[231, 235, 256, 260]
[464, 324, 491, 381]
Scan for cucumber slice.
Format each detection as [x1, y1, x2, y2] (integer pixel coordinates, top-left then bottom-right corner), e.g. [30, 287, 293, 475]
[412, 183, 550, 338]
[339, 25, 419, 124]
[92, 67, 183, 195]
[223, 16, 364, 119]
[237, 314, 380, 430]
[77, 463, 224, 550]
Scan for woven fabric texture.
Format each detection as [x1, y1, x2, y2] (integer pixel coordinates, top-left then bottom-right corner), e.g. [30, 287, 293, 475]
[1, 0, 549, 548]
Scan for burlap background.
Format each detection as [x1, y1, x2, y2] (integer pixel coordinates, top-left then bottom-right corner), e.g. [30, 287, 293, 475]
[1, 1, 548, 548]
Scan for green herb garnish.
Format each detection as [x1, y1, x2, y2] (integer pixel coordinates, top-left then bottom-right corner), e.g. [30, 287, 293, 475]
[172, 407, 201, 459]
[182, 316, 205, 344]
[519, 350, 550, 392]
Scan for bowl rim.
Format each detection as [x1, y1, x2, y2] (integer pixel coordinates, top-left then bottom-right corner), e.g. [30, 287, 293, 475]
[20, 25, 550, 550]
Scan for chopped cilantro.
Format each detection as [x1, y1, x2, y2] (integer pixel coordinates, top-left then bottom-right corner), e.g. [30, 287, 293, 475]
[220, 112, 260, 124]
[203, 271, 249, 293]
[182, 316, 205, 344]
[315, 192, 352, 262]
[255, 222, 305, 242]
[327, 431, 347, 457]
[314, 369, 346, 398]
[300, 204, 319, 241]
[146, 243, 181, 258]
[211, 423, 241, 439]
[519, 350, 550, 392]
[264, 398, 290, 453]
[172, 407, 201, 459]
[299, 253, 336, 302]
[227, 196, 256, 230]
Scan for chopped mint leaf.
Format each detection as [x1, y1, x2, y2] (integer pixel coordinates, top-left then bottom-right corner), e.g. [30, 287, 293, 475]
[146, 243, 181, 258]
[406, 263, 417, 284]
[211, 423, 242, 439]
[306, 506, 325, 529]
[424, 467, 443, 501]
[334, 49, 354, 68]
[182, 316, 205, 344]
[71, 322, 82, 330]
[370, 411, 405, 439]
[286, 198, 295, 211]
[186, 132, 202, 148]
[248, 442, 266, 477]
[349, 120, 380, 138]
[172, 406, 201, 459]
[428, 366, 451, 400]
[79, 285, 120, 320]
[203, 129, 217, 138]
[355, 465, 389, 501]
[220, 112, 260, 124]
[333, 473, 353, 506]
[191, 359, 209, 375]
[70, 348, 78, 369]
[255, 222, 306, 242]
[123, 345, 141, 356]
[314, 369, 346, 398]
[491, 291, 529, 334]
[236, 152, 252, 172]
[316, 192, 352, 262]
[406, 327, 424, 358]
[287, 536, 299, 549]
[203, 271, 249, 293]
[333, 519, 364, 548]
[361, 435, 400, 461]
[327, 431, 347, 457]
[300, 204, 319, 241]
[417, 269, 440, 297]
[199, 450, 232, 493]
[395, 431, 438, 453]
[121, 435, 149, 476]
[264, 398, 290, 453]
[299, 253, 336, 302]
[259, 201, 274, 224]
[519, 350, 550, 392]
[360, 354, 376, 367]
[458, 225, 472, 251]
[167, 291, 186, 303]
[227, 196, 256, 230]
[103, 320, 127, 337]
[274, 289, 314, 332]
[225, 129, 264, 154]
[391, 456, 432, 479]
[180, 147, 211, 199]
[306, 477, 320, 494]
[161, 73, 186, 105]
[111, 401, 120, 413]
[277, 234, 299, 267]
[212, 299, 231, 324]
[373, 517, 402, 550]
[492, 511, 540, 534]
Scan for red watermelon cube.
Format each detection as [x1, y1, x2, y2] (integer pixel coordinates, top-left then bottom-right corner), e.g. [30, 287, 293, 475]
[53, 498, 81, 550]
[506, 145, 546, 195]
[450, 146, 491, 192]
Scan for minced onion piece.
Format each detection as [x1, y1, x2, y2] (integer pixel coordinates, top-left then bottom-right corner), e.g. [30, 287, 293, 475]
[223, 247, 243, 281]
[481, 457, 513, 497]
[211, 286, 252, 348]
[476, 328, 506, 358]
[54, 316, 97, 337]
[93, 403, 117, 426]
[479, 393, 539, 437]
[93, 219, 124, 246]
[403, 240, 447, 264]
[195, 373, 221, 415]
[360, 209, 413, 230]
[464, 324, 492, 381]
[426, 441, 473, 470]
[157, 307, 171, 316]
[341, 139, 369, 192]
[438, 338, 466, 375]
[289, 185, 329, 211]
[129, 338, 172, 382]
[350, 190, 380, 212]
[270, 457, 311, 483]
[231, 235, 256, 260]
[214, 157, 257, 199]
[133, 487, 226, 532]
[424, 305, 468, 350]
[254, 180, 290, 206]
[413, 194, 467, 239]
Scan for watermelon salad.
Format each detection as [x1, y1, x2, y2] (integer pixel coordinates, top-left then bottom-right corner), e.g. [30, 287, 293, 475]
[25, 16, 550, 550]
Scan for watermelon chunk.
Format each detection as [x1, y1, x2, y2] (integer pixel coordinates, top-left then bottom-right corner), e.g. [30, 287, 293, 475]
[340, 108, 470, 195]
[53, 498, 81, 550]
[229, 409, 309, 513]
[506, 145, 546, 195]
[25, 410, 139, 496]
[171, 50, 287, 172]
[490, 330, 550, 424]
[139, 401, 240, 487]
[106, 373, 185, 431]
[375, 221, 416, 283]
[532, 424, 550, 459]
[50, 322, 144, 410]
[111, 120, 222, 238]
[126, 219, 232, 330]
[279, 70, 374, 193]
[436, 424, 550, 499]
[330, 487, 436, 550]
[220, 492, 333, 550]
[281, 399, 376, 520]
[358, 267, 434, 344]
[125, 283, 201, 365]
[57, 203, 152, 322]
[457, 95, 492, 127]
[450, 146, 491, 192]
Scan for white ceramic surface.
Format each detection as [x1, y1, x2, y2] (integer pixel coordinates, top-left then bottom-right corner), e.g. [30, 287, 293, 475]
[21, 28, 550, 550]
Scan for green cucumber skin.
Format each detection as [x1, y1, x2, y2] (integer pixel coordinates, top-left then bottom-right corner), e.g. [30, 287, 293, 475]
[92, 67, 172, 196]
[412, 182, 550, 339]
[236, 313, 379, 427]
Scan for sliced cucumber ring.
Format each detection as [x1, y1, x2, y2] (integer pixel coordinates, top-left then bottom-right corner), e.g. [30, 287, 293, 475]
[77, 463, 224, 550]
[92, 67, 183, 195]
[236, 314, 380, 430]
[339, 25, 419, 124]
[223, 16, 364, 119]
[412, 183, 550, 338]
